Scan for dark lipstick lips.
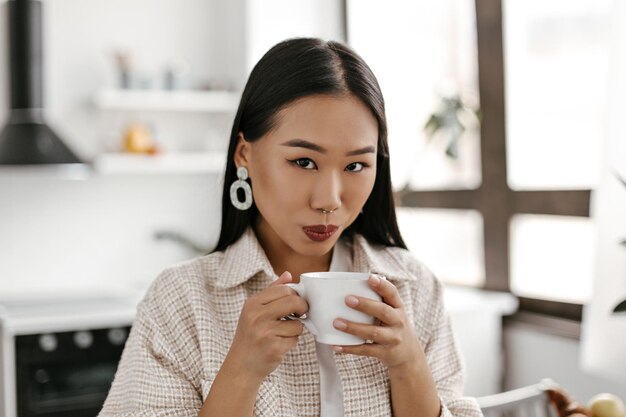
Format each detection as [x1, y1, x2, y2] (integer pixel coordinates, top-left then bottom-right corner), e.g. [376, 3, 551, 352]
[303, 224, 338, 233]
[302, 224, 339, 242]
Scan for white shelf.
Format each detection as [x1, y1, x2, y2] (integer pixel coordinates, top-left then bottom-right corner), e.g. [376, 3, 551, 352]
[93, 89, 240, 112]
[0, 163, 93, 179]
[93, 152, 227, 174]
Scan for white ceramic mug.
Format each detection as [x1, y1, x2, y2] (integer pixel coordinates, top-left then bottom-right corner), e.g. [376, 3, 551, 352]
[286, 272, 383, 345]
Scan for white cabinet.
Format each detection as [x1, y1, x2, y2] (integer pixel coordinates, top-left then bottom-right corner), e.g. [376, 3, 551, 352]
[445, 287, 518, 396]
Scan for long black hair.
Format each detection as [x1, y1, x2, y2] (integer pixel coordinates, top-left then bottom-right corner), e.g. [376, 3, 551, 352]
[213, 37, 407, 252]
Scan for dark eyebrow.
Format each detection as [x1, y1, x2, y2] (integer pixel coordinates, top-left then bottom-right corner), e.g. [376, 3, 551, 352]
[345, 145, 376, 156]
[280, 139, 376, 156]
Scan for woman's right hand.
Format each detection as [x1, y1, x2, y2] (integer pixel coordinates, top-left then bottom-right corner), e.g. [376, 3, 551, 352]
[225, 271, 308, 381]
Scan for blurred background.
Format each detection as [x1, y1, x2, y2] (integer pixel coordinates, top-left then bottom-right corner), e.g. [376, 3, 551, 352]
[0, 0, 625, 416]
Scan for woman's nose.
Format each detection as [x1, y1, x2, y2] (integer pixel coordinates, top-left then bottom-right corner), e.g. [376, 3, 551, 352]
[311, 170, 342, 212]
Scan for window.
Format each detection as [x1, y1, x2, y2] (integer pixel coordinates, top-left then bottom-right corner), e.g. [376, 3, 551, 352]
[347, 0, 484, 288]
[347, 0, 613, 319]
[397, 208, 485, 287]
[510, 215, 596, 304]
[503, 0, 611, 305]
[504, 0, 610, 191]
[347, 0, 481, 191]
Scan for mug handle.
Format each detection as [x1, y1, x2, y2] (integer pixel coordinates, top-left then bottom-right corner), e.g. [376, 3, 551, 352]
[285, 283, 319, 336]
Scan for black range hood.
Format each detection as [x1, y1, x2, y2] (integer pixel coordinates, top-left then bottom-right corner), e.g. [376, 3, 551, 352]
[0, 0, 82, 165]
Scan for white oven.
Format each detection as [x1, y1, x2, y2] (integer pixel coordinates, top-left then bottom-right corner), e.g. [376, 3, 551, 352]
[0, 294, 140, 417]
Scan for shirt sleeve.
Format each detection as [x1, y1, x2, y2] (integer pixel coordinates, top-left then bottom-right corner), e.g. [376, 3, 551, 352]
[98, 271, 204, 417]
[421, 271, 484, 417]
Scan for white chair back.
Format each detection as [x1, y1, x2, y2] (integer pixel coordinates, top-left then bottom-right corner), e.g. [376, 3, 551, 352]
[477, 380, 557, 417]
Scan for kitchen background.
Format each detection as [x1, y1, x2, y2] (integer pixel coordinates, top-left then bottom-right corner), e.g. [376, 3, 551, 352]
[1, 0, 626, 416]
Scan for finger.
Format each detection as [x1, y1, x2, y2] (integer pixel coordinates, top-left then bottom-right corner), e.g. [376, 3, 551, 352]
[270, 271, 292, 286]
[333, 319, 396, 345]
[255, 284, 295, 305]
[344, 295, 401, 326]
[275, 320, 304, 337]
[332, 343, 385, 358]
[368, 274, 403, 308]
[266, 294, 309, 319]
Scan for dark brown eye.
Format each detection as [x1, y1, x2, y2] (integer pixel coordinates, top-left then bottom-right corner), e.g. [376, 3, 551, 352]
[289, 158, 317, 169]
[346, 162, 368, 172]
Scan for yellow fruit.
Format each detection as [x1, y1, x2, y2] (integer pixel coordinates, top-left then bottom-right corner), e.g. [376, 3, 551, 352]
[588, 393, 626, 417]
[123, 123, 156, 154]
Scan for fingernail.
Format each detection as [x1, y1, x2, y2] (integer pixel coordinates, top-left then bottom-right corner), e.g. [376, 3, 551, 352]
[333, 346, 343, 352]
[369, 275, 381, 286]
[281, 271, 292, 281]
[346, 295, 359, 306]
[334, 319, 347, 330]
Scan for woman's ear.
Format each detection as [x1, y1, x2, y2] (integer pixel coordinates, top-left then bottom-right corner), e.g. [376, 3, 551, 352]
[233, 132, 251, 169]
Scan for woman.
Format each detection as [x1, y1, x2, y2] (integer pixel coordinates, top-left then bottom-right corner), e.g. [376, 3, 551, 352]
[99, 38, 483, 417]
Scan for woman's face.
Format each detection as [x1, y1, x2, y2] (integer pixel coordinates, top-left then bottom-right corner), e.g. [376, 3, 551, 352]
[234, 94, 378, 258]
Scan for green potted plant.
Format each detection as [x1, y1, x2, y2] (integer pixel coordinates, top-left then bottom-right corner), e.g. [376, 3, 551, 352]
[394, 93, 480, 203]
[423, 93, 480, 160]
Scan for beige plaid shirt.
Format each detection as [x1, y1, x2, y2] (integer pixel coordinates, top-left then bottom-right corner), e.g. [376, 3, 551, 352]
[99, 227, 483, 417]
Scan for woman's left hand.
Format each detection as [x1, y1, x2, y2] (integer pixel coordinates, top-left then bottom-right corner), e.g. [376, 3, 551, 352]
[332, 274, 421, 371]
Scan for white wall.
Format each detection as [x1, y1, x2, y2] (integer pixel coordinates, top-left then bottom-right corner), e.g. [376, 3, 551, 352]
[0, 0, 239, 297]
[0, 172, 223, 298]
[504, 324, 626, 403]
[0, 0, 344, 297]
[245, 0, 345, 73]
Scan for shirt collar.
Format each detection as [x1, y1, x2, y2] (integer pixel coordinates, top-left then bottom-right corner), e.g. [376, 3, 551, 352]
[217, 226, 277, 289]
[216, 226, 413, 289]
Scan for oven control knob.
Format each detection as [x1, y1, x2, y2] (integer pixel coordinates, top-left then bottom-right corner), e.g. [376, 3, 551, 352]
[107, 328, 128, 345]
[38, 334, 58, 352]
[74, 331, 93, 349]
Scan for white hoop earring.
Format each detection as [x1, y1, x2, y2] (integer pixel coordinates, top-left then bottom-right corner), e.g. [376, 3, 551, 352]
[230, 166, 253, 210]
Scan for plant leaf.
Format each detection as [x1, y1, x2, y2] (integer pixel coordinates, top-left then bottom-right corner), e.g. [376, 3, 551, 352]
[614, 170, 626, 189]
[446, 139, 460, 159]
[424, 115, 443, 138]
[613, 299, 626, 314]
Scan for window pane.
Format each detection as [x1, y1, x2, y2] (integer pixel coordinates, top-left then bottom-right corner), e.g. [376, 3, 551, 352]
[347, 0, 481, 191]
[503, 0, 611, 190]
[397, 208, 485, 287]
[510, 214, 595, 303]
